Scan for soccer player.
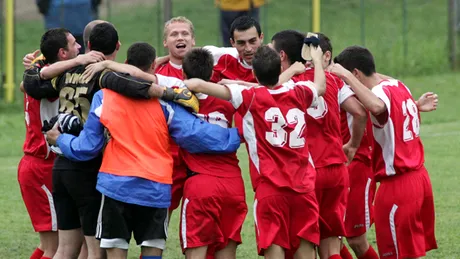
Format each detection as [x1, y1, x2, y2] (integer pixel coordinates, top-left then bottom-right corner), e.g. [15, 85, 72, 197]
[330, 46, 438, 259]
[156, 16, 196, 216]
[18, 28, 104, 259]
[184, 45, 326, 259]
[43, 70, 242, 259]
[178, 48, 247, 259]
[272, 31, 367, 259]
[23, 23, 188, 259]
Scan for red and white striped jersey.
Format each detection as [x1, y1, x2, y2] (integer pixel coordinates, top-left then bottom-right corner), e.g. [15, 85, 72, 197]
[226, 80, 318, 193]
[22, 93, 58, 160]
[341, 111, 373, 164]
[371, 79, 425, 181]
[155, 61, 184, 80]
[292, 68, 354, 168]
[180, 93, 241, 177]
[156, 73, 186, 159]
[203, 45, 257, 83]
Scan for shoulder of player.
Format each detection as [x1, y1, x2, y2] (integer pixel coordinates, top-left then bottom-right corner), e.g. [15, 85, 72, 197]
[203, 45, 239, 61]
[156, 73, 185, 88]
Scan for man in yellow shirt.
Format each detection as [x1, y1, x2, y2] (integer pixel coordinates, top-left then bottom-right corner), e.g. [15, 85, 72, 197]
[216, 0, 265, 46]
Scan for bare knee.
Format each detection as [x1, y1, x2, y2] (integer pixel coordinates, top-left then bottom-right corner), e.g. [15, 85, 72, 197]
[215, 240, 237, 259]
[39, 231, 58, 257]
[185, 246, 208, 259]
[346, 234, 369, 256]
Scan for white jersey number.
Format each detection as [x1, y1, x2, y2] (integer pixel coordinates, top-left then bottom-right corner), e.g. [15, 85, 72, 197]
[265, 107, 306, 148]
[307, 96, 328, 119]
[402, 98, 420, 141]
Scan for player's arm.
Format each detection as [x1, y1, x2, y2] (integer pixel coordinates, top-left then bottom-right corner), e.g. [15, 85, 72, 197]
[52, 91, 106, 161]
[330, 64, 386, 116]
[218, 79, 258, 87]
[310, 46, 326, 96]
[184, 78, 232, 100]
[278, 62, 307, 85]
[161, 100, 241, 153]
[22, 64, 59, 99]
[40, 51, 105, 80]
[82, 60, 157, 83]
[340, 96, 367, 163]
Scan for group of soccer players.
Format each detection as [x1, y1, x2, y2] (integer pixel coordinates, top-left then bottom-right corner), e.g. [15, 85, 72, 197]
[18, 13, 439, 259]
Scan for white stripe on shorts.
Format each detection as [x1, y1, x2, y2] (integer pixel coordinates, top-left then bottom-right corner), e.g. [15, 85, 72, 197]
[389, 204, 399, 259]
[181, 198, 190, 249]
[96, 194, 105, 239]
[41, 185, 57, 231]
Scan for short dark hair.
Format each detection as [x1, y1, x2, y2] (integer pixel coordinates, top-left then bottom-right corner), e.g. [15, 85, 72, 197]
[40, 28, 70, 64]
[271, 30, 306, 65]
[89, 23, 119, 55]
[252, 46, 281, 86]
[230, 16, 262, 40]
[334, 46, 376, 76]
[126, 42, 156, 72]
[183, 48, 214, 81]
[316, 32, 332, 64]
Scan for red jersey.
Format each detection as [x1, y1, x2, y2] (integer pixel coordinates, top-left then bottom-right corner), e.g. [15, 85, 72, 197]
[22, 93, 58, 160]
[155, 65, 185, 158]
[180, 94, 241, 177]
[226, 80, 319, 193]
[341, 111, 373, 164]
[371, 79, 425, 181]
[155, 61, 183, 80]
[292, 69, 354, 168]
[204, 46, 257, 83]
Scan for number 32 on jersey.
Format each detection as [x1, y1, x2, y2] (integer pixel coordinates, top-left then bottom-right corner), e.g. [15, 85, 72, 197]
[265, 107, 306, 148]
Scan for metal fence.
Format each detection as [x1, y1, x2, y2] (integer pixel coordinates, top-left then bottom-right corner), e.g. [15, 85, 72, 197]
[1, 0, 460, 103]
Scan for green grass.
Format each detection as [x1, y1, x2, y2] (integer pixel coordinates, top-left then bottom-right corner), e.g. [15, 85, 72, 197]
[1, 1, 459, 258]
[2, 71, 460, 258]
[3, 0, 454, 106]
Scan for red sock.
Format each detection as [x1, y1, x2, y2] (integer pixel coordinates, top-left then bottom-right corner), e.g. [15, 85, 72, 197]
[30, 248, 44, 259]
[358, 245, 379, 259]
[328, 255, 342, 259]
[41, 257, 52, 259]
[340, 246, 354, 259]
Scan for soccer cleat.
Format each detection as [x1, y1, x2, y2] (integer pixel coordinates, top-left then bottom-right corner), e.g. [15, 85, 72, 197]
[42, 113, 83, 136]
[301, 32, 320, 61]
[162, 87, 200, 113]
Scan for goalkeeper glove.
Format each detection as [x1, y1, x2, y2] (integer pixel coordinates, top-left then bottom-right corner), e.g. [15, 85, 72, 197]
[42, 113, 83, 136]
[162, 87, 200, 113]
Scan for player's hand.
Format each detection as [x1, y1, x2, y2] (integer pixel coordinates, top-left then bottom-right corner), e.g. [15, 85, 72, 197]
[289, 61, 307, 75]
[343, 141, 358, 165]
[327, 63, 353, 80]
[82, 60, 109, 82]
[310, 45, 323, 65]
[45, 123, 61, 146]
[417, 92, 438, 112]
[162, 87, 200, 113]
[23, 49, 40, 69]
[76, 51, 105, 66]
[154, 55, 170, 71]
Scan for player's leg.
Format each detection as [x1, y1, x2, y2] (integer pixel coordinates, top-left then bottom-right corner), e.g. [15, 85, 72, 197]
[133, 205, 168, 259]
[181, 174, 223, 259]
[264, 244, 285, 259]
[375, 171, 428, 259]
[78, 241, 88, 259]
[97, 195, 132, 259]
[18, 155, 59, 259]
[215, 240, 237, 259]
[215, 176, 247, 259]
[254, 183, 292, 258]
[293, 239, 316, 259]
[52, 166, 84, 259]
[316, 164, 349, 259]
[344, 160, 378, 259]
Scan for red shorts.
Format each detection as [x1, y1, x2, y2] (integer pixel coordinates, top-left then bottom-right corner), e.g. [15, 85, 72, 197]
[17, 154, 57, 232]
[254, 182, 320, 256]
[315, 163, 349, 239]
[180, 174, 247, 254]
[170, 154, 188, 211]
[344, 159, 376, 237]
[375, 166, 437, 259]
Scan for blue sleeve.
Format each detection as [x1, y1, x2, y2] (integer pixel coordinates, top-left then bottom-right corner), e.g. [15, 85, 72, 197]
[160, 100, 241, 154]
[56, 90, 105, 161]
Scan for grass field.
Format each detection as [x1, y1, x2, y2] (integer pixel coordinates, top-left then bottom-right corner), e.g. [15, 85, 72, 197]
[1, 0, 459, 258]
